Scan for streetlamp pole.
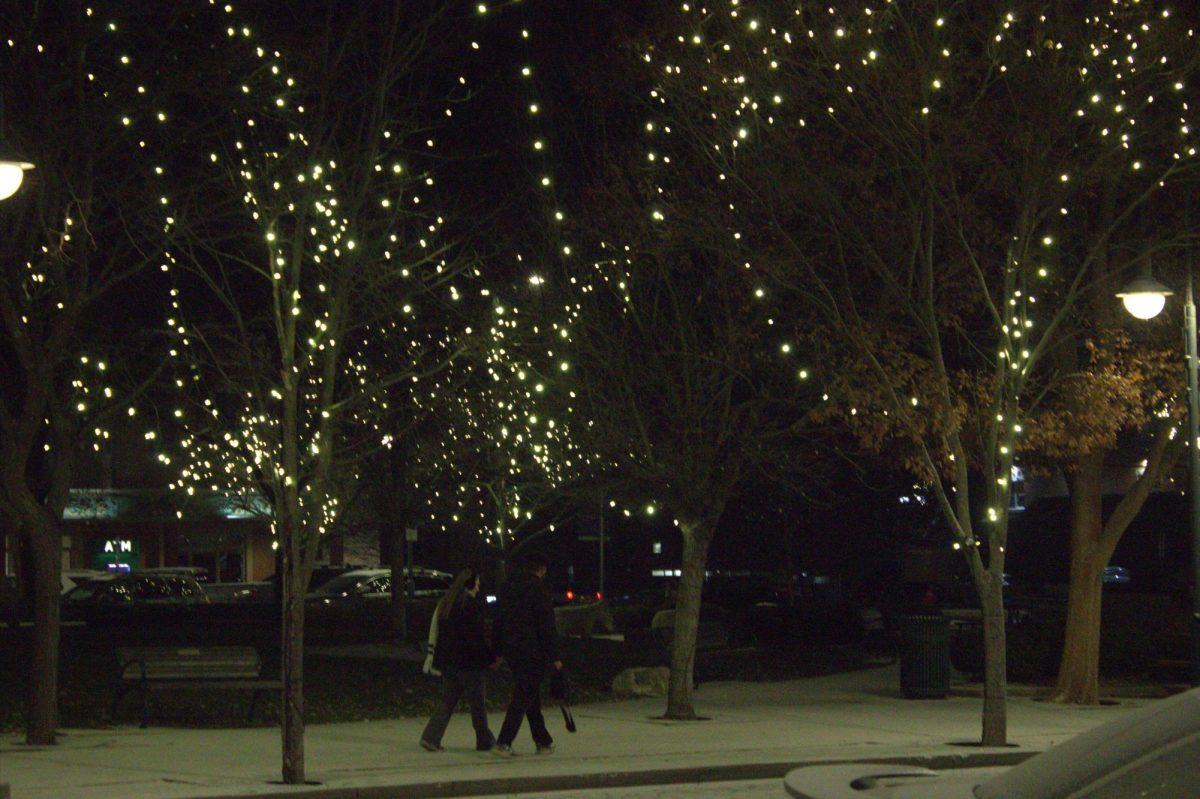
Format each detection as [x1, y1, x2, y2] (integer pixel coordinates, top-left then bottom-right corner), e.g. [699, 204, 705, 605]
[598, 506, 605, 601]
[0, 107, 29, 799]
[1118, 254, 1200, 687]
[1188, 264, 1200, 687]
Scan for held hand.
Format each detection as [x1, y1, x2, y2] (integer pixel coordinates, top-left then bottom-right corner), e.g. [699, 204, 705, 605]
[553, 660, 563, 670]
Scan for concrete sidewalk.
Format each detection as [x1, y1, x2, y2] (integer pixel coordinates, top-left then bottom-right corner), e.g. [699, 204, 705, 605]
[0, 665, 1159, 799]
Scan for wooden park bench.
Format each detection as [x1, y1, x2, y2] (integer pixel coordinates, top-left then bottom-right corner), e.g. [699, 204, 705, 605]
[113, 645, 281, 728]
[650, 607, 758, 684]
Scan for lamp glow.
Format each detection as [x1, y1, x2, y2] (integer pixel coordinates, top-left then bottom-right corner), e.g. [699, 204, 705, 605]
[1120, 292, 1167, 320]
[0, 160, 34, 201]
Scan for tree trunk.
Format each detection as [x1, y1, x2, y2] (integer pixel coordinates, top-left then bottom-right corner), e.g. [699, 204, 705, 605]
[1051, 454, 1106, 704]
[384, 525, 407, 640]
[665, 528, 710, 720]
[377, 446, 408, 639]
[1050, 427, 1176, 703]
[280, 558, 306, 784]
[1052, 554, 1104, 704]
[25, 512, 61, 745]
[979, 574, 1008, 746]
[277, 263, 307, 785]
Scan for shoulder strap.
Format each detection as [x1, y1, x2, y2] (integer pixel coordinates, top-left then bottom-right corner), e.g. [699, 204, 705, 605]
[427, 606, 440, 646]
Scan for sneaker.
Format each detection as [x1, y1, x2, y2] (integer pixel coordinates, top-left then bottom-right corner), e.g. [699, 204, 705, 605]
[419, 739, 443, 752]
[536, 743, 555, 755]
[491, 744, 516, 758]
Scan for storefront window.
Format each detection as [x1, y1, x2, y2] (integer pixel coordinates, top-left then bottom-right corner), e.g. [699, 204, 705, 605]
[175, 539, 245, 582]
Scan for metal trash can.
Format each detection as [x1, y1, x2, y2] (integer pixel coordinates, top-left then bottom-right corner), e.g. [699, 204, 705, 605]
[899, 614, 950, 699]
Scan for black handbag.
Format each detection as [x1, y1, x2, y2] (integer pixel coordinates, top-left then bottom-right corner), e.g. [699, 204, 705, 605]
[549, 668, 576, 732]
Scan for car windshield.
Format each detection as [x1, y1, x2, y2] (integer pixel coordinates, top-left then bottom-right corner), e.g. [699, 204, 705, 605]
[311, 573, 377, 596]
[63, 578, 113, 602]
[173, 578, 204, 599]
[362, 575, 389, 594]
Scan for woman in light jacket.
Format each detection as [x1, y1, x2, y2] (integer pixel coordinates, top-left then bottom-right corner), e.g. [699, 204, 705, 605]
[420, 568, 498, 751]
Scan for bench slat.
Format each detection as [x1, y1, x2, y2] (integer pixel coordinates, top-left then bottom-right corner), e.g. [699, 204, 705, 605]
[117, 646, 262, 681]
[135, 666, 262, 680]
[143, 679, 283, 690]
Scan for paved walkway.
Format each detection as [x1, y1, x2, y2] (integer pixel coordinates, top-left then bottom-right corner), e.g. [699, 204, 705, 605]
[0, 665, 1165, 799]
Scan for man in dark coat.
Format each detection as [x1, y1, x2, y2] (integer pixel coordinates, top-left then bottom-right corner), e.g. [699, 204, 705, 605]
[491, 551, 561, 756]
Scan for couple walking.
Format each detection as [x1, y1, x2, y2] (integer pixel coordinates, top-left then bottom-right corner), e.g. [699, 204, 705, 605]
[419, 552, 562, 757]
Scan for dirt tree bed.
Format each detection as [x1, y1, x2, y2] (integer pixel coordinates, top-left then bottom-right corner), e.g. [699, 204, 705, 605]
[0, 622, 887, 731]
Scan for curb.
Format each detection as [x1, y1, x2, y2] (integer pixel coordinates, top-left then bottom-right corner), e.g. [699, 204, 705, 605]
[189, 750, 1039, 799]
[950, 682, 1187, 700]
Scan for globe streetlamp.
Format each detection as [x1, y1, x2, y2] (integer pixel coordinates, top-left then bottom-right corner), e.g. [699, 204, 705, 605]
[1116, 261, 1200, 687]
[0, 154, 34, 201]
[1116, 269, 1174, 321]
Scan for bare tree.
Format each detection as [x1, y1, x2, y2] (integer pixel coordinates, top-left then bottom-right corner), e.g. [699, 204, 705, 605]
[157, 2, 480, 782]
[467, 0, 830, 719]
[492, 150, 826, 717]
[0, 1, 175, 745]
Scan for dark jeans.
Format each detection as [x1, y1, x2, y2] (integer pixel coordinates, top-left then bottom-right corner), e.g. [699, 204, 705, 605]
[421, 669, 495, 749]
[497, 661, 552, 748]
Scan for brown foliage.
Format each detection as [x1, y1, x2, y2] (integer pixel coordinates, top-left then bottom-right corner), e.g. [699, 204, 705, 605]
[1020, 328, 1180, 468]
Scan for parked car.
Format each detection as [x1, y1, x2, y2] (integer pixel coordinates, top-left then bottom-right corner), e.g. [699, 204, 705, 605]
[1103, 564, 1132, 586]
[309, 564, 360, 592]
[305, 567, 452, 641]
[549, 587, 604, 606]
[61, 569, 107, 594]
[306, 567, 452, 602]
[257, 564, 365, 601]
[784, 685, 1200, 798]
[61, 572, 209, 621]
[202, 581, 274, 604]
[139, 566, 210, 583]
